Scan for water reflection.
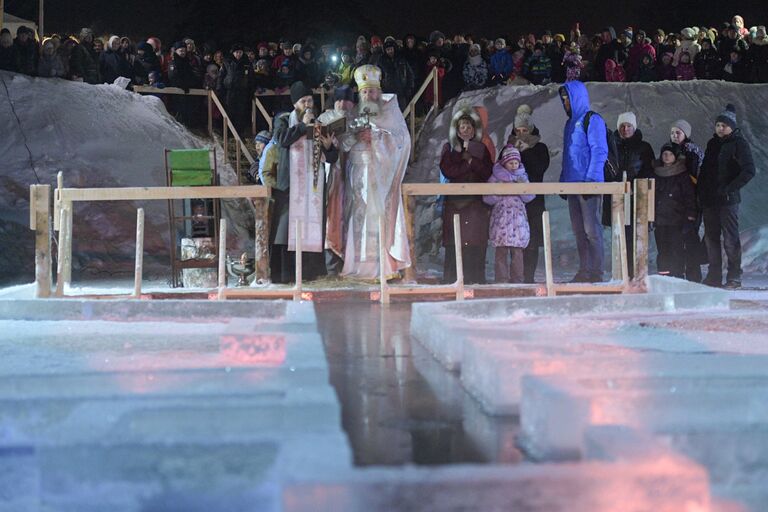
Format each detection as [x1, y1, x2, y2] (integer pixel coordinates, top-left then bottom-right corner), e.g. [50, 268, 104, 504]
[315, 302, 523, 466]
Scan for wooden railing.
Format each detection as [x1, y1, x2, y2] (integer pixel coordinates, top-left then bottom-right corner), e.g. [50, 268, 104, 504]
[403, 67, 439, 163]
[133, 86, 254, 184]
[399, 180, 654, 290]
[251, 87, 330, 133]
[45, 172, 271, 298]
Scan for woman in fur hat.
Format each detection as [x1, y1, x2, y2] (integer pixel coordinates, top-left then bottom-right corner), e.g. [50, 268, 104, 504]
[439, 107, 493, 284]
[505, 105, 550, 283]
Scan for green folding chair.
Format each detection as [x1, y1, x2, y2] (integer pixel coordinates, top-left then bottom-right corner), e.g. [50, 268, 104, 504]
[165, 148, 220, 288]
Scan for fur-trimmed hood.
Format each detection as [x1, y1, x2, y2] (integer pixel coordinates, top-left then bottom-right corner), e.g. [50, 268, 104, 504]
[449, 106, 483, 151]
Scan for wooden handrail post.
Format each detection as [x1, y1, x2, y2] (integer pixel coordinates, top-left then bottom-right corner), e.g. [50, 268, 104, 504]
[253, 95, 273, 131]
[543, 211, 555, 297]
[55, 206, 69, 297]
[402, 193, 417, 282]
[30, 184, 52, 298]
[611, 191, 625, 281]
[222, 116, 228, 162]
[54, 171, 63, 231]
[320, 88, 326, 112]
[133, 208, 144, 298]
[452, 213, 464, 301]
[236, 139, 242, 185]
[207, 91, 213, 137]
[63, 200, 73, 285]
[254, 194, 270, 282]
[217, 218, 227, 299]
[432, 67, 439, 110]
[615, 209, 629, 287]
[634, 178, 650, 282]
[409, 107, 416, 163]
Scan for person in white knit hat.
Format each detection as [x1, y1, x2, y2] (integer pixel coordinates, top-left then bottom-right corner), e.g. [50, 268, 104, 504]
[604, 111, 654, 278]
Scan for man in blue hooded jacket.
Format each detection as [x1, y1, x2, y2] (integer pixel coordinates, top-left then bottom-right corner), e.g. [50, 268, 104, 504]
[559, 81, 608, 282]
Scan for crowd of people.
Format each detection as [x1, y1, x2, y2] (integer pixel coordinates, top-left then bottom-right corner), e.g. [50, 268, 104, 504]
[0, 16, 759, 288]
[2, 14, 768, 125]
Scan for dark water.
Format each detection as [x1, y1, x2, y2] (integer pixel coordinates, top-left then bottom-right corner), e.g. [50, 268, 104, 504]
[315, 301, 524, 466]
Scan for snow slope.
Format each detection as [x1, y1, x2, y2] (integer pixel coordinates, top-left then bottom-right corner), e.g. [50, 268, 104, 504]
[0, 71, 250, 283]
[408, 81, 768, 271]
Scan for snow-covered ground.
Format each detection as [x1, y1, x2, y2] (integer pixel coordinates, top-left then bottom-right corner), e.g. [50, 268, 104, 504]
[0, 71, 252, 284]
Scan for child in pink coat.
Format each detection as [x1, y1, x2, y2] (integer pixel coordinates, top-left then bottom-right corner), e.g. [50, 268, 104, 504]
[483, 145, 534, 283]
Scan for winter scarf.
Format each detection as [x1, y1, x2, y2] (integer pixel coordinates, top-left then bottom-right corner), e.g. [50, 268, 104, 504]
[653, 157, 688, 177]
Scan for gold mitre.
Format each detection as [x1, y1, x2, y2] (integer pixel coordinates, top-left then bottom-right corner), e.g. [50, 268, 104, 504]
[354, 65, 382, 90]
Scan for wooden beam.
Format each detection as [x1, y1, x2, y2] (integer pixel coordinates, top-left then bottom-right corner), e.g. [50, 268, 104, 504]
[210, 90, 255, 165]
[611, 193, 624, 280]
[543, 211, 555, 297]
[254, 197, 270, 282]
[634, 179, 650, 282]
[207, 91, 213, 136]
[401, 194, 417, 282]
[217, 218, 227, 299]
[60, 185, 269, 202]
[55, 207, 69, 297]
[133, 208, 144, 298]
[133, 86, 209, 96]
[552, 284, 625, 294]
[402, 182, 628, 196]
[31, 185, 52, 298]
[63, 200, 73, 285]
[452, 213, 464, 301]
[253, 96, 273, 131]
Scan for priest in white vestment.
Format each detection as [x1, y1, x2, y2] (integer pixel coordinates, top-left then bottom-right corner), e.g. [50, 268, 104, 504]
[340, 65, 412, 280]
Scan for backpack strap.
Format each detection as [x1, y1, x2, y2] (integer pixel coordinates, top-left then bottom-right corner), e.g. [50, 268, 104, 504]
[582, 110, 595, 133]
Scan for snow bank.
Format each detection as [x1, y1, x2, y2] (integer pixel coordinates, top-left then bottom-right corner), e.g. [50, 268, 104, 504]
[408, 81, 768, 270]
[0, 71, 250, 283]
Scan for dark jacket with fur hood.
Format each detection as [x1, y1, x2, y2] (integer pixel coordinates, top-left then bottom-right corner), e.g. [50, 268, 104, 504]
[440, 107, 492, 246]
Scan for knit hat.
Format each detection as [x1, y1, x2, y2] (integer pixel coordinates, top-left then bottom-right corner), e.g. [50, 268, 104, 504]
[254, 131, 271, 144]
[231, 43, 243, 52]
[716, 104, 737, 130]
[79, 27, 94, 41]
[333, 85, 355, 103]
[429, 30, 446, 44]
[554, 34, 566, 43]
[659, 142, 680, 159]
[370, 35, 382, 47]
[617, 112, 637, 130]
[499, 145, 522, 166]
[514, 104, 535, 130]
[280, 41, 292, 50]
[671, 119, 692, 139]
[383, 39, 397, 50]
[494, 38, 506, 47]
[681, 27, 696, 40]
[290, 81, 313, 104]
[137, 41, 153, 54]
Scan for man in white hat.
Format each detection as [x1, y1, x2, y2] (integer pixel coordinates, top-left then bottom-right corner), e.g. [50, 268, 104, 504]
[341, 64, 411, 280]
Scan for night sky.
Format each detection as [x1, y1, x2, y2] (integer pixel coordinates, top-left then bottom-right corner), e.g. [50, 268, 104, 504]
[5, 0, 766, 48]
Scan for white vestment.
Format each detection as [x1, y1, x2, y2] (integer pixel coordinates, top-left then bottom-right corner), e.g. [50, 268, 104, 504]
[287, 110, 325, 253]
[341, 94, 411, 279]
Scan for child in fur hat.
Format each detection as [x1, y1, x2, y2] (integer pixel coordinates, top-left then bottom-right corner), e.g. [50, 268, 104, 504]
[483, 145, 535, 283]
